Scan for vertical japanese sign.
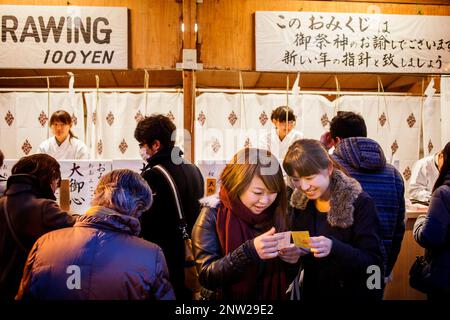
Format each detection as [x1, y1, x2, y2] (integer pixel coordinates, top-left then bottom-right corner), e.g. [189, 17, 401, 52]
[60, 160, 112, 214]
[255, 11, 450, 73]
[0, 5, 128, 69]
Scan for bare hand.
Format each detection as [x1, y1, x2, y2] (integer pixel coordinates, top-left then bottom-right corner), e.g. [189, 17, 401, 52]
[310, 236, 332, 258]
[253, 227, 283, 260]
[278, 244, 303, 264]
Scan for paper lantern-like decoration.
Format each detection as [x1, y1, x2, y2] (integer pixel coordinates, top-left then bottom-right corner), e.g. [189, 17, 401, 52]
[106, 111, 114, 126]
[428, 139, 434, 154]
[211, 138, 221, 153]
[391, 140, 399, 155]
[320, 113, 329, 128]
[22, 139, 32, 155]
[135, 110, 144, 123]
[406, 113, 416, 128]
[228, 111, 238, 126]
[197, 111, 206, 126]
[244, 137, 252, 148]
[167, 111, 175, 122]
[403, 166, 412, 181]
[71, 113, 78, 126]
[38, 111, 48, 127]
[259, 111, 268, 126]
[119, 139, 128, 154]
[378, 112, 386, 127]
[97, 140, 103, 155]
[4, 110, 14, 126]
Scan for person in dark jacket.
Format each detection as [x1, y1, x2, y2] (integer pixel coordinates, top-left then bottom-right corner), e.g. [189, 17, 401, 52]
[192, 148, 300, 300]
[16, 169, 175, 300]
[283, 139, 383, 300]
[0, 149, 5, 195]
[329, 111, 405, 286]
[0, 154, 76, 300]
[413, 141, 450, 300]
[134, 114, 204, 300]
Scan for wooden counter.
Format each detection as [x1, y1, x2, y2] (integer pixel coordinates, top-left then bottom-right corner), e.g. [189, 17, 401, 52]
[384, 211, 426, 300]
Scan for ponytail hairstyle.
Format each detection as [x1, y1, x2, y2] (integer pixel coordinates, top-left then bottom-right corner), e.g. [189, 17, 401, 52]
[50, 110, 77, 140]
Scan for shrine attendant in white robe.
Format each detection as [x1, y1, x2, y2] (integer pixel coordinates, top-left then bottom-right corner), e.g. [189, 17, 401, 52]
[37, 110, 89, 159]
[259, 106, 303, 161]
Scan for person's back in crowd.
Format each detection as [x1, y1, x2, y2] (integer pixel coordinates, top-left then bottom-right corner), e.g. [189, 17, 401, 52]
[16, 169, 175, 300]
[0, 149, 5, 195]
[134, 114, 204, 300]
[0, 154, 76, 300]
[328, 111, 405, 288]
[413, 141, 450, 300]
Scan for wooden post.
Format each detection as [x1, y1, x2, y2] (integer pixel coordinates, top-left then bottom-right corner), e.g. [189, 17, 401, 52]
[182, 0, 197, 163]
[59, 179, 71, 211]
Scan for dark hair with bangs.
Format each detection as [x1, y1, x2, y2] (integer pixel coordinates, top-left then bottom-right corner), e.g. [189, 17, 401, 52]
[220, 148, 288, 231]
[50, 110, 77, 140]
[283, 139, 345, 178]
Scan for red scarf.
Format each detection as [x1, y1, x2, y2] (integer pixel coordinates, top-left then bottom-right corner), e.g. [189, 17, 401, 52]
[215, 187, 287, 300]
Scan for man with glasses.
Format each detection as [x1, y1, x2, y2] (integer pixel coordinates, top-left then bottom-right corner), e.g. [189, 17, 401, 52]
[134, 114, 204, 300]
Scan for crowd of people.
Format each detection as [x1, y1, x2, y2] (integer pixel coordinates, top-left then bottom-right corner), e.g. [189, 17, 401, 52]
[0, 107, 449, 300]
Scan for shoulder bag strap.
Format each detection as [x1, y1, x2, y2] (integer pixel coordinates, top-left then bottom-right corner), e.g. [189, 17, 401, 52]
[152, 164, 189, 239]
[2, 197, 27, 252]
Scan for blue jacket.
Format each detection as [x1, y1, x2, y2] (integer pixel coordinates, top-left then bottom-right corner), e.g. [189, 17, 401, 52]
[414, 172, 450, 294]
[333, 137, 405, 276]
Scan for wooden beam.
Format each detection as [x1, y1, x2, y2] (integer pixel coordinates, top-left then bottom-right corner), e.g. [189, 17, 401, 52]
[182, 0, 197, 163]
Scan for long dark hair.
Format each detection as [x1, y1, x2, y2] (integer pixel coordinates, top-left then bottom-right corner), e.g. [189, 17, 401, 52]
[50, 110, 77, 140]
[220, 148, 288, 232]
[432, 141, 450, 192]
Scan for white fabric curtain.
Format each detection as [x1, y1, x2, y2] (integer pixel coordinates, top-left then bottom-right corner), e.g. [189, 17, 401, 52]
[441, 76, 450, 148]
[195, 92, 332, 162]
[84, 92, 184, 159]
[0, 92, 85, 158]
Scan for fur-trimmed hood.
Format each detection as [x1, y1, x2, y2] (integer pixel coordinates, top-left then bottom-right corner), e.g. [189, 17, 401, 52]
[290, 169, 363, 228]
[199, 194, 221, 208]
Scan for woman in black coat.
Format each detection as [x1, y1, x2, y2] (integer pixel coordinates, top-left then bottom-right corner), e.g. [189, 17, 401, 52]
[283, 139, 383, 300]
[414, 141, 450, 300]
[0, 154, 76, 300]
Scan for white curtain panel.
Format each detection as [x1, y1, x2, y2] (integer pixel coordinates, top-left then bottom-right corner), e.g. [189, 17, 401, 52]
[335, 95, 421, 187]
[85, 92, 183, 159]
[0, 92, 84, 158]
[195, 92, 331, 162]
[441, 76, 450, 147]
[422, 96, 441, 157]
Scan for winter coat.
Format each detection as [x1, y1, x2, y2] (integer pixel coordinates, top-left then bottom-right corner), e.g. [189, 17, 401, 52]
[16, 206, 175, 300]
[289, 169, 383, 300]
[333, 137, 405, 276]
[0, 174, 76, 300]
[140, 146, 204, 300]
[413, 172, 450, 296]
[192, 196, 297, 300]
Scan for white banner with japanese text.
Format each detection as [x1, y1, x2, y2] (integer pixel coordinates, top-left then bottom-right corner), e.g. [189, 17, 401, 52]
[255, 11, 450, 73]
[0, 5, 128, 69]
